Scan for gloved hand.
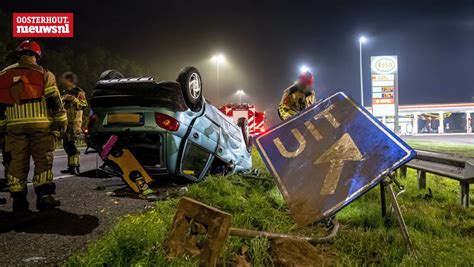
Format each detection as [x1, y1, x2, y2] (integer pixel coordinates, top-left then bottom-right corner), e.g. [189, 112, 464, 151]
[62, 94, 75, 101]
[51, 121, 67, 139]
[58, 121, 67, 136]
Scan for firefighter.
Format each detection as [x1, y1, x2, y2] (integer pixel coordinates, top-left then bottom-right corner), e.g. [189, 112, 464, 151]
[60, 72, 87, 175]
[0, 133, 10, 186]
[0, 40, 67, 213]
[278, 71, 316, 121]
[0, 137, 6, 205]
[0, 125, 9, 206]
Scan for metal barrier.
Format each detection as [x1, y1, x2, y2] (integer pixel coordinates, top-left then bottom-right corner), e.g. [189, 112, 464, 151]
[400, 150, 474, 208]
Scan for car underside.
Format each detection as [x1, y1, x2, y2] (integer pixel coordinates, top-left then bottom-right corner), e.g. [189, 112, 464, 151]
[88, 67, 252, 186]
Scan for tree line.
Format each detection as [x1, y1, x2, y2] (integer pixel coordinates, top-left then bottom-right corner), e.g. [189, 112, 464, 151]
[0, 10, 145, 98]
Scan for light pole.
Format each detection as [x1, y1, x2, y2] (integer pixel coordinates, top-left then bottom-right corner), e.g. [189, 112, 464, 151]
[299, 65, 310, 74]
[359, 36, 367, 107]
[236, 89, 245, 103]
[211, 54, 225, 99]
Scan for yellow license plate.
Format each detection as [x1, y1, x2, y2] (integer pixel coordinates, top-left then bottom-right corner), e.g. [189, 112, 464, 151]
[107, 113, 142, 124]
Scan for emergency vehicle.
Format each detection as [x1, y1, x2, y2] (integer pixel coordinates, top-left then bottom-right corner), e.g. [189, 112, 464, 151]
[219, 103, 266, 135]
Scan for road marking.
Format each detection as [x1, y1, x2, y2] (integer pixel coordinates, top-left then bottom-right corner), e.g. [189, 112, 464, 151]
[26, 174, 75, 186]
[0, 147, 86, 156]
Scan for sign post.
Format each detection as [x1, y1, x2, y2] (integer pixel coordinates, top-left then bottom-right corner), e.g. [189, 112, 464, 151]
[370, 56, 399, 133]
[255, 92, 416, 249]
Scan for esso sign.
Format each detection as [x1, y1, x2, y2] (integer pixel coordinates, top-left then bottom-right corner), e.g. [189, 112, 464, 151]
[372, 57, 397, 74]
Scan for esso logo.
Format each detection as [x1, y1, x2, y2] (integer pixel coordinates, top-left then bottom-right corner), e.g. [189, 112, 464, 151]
[372, 57, 397, 74]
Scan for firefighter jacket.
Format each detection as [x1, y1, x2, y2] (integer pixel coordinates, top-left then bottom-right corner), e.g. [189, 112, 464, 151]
[0, 56, 67, 130]
[278, 84, 315, 121]
[62, 86, 87, 134]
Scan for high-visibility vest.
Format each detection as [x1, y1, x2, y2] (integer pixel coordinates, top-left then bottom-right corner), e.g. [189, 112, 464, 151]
[0, 67, 45, 105]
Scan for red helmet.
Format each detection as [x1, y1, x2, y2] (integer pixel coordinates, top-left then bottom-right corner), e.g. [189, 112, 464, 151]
[16, 40, 42, 59]
[298, 71, 314, 87]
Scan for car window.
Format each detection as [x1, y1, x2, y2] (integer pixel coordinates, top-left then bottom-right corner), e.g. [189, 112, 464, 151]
[181, 142, 210, 178]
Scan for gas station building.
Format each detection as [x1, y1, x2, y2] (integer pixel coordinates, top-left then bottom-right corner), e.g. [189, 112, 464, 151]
[366, 103, 474, 135]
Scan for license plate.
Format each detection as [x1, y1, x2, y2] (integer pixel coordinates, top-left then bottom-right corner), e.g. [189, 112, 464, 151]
[107, 113, 142, 124]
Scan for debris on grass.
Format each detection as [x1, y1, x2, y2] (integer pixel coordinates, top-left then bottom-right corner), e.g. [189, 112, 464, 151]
[166, 197, 339, 266]
[233, 245, 251, 267]
[67, 149, 474, 266]
[269, 238, 337, 267]
[167, 197, 232, 266]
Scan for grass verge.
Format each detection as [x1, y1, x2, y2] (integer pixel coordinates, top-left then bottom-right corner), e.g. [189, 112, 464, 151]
[68, 148, 474, 266]
[406, 140, 474, 157]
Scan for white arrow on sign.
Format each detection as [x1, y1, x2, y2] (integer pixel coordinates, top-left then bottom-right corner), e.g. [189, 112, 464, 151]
[314, 133, 364, 195]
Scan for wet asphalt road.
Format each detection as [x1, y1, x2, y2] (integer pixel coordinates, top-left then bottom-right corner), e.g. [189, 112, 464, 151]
[0, 148, 153, 266]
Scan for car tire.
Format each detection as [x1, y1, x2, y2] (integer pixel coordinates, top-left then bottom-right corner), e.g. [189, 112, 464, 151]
[237, 117, 252, 153]
[99, 70, 124, 80]
[177, 67, 203, 112]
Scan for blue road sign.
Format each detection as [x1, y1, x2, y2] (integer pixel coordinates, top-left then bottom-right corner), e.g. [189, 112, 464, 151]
[255, 92, 416, 225]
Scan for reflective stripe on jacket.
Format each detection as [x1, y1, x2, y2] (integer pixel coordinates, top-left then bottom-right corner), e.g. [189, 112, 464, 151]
[278, 84, 315, 121]
[0, 56, 67, 129]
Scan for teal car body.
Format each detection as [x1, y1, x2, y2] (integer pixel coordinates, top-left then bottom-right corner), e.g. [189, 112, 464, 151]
[89, 69, 252, 182]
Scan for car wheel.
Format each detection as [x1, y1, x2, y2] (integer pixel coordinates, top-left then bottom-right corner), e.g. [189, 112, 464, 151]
[177, 66, 203, 112]
[237, 117, 252, 153]
[99, 70, 124, 80]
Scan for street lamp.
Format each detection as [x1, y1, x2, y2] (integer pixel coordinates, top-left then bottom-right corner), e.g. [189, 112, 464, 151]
[299, 65, 310, 74]
[359, 36, 367, 107]
[359, 36, 367, 106]
[211, 54, 226, 99]
[236, 89, 245, 102]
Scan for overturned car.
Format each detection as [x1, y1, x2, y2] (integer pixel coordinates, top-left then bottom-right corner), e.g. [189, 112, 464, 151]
[88, 67, 252, 184]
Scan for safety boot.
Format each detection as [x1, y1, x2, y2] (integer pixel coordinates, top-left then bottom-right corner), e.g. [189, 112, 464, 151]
[60, 166, 78, 175]
[35, 183, 60, 211]
[11, 191, 29, 213]
[0, 178, 7, 189]
[37, 195, 61, 211]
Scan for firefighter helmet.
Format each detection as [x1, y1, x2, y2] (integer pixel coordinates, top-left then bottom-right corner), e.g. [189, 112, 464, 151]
[298, 71, 314, 87]
[15, 40, 42, 59]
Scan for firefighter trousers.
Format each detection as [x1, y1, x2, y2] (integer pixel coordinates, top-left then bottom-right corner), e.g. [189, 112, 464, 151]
[5, 128, 56, 192]
[63, 123, 80, 168]
[0, 134, 10, 178]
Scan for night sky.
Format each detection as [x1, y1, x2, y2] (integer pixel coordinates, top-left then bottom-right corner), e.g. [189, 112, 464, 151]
[2, 0, 473, 122]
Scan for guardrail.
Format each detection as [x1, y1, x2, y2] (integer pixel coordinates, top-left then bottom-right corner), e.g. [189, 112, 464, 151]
[399, 150, 474, 208]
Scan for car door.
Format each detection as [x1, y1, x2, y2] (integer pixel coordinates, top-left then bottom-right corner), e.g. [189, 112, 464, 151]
[179, 103, 220, 181]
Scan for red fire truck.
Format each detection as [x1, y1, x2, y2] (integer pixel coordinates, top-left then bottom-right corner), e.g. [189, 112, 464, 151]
[219, 103, 266, 135]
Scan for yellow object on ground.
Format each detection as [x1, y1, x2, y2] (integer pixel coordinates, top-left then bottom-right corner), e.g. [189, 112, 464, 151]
[107, 149, 154, 194]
